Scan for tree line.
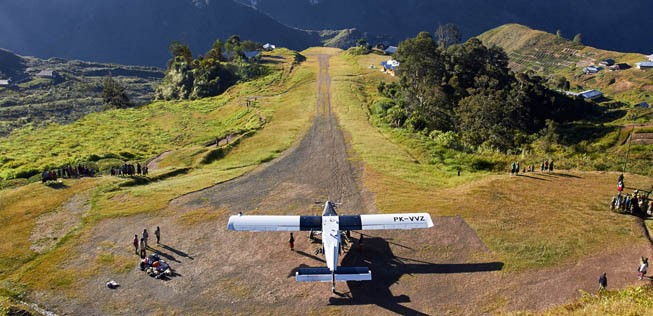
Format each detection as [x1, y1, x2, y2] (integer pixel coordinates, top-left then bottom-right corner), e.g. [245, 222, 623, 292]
[376, 29, 595, 151]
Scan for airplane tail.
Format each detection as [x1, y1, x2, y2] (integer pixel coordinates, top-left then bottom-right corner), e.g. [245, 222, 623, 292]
[295, 267, 371, 282]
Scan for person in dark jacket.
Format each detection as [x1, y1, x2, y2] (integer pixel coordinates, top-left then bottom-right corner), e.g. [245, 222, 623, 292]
[599, 272, 607, 291]
[289, 232, 295, 251]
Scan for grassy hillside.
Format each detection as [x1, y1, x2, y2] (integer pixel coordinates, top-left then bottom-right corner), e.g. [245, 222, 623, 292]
[0, 49, 309, 180]
[478, 24, 653, 106]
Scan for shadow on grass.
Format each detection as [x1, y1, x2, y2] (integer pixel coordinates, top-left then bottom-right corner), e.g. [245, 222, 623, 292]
[518, 174, 550, 181]
[45, 182, 68, 189]
[295, 234, 503, 315]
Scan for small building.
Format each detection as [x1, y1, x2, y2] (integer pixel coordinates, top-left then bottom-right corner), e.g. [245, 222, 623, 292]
[579, 89, 603, 100]
[648, 54, 653, 61]
[583, 65, 600, 74]
[636, 61, 653, 70]
[636, 102, 650, 108]
[381, 59, 400, 76]
[0, 79, 11, 86]
[263, 43, 275, 51]
[384, 46, 398, 55]
[35, 70, 59, 78]
[243, 50, 260, 62]
[599, 58, 615, 66]
[609, 63, 630, 71]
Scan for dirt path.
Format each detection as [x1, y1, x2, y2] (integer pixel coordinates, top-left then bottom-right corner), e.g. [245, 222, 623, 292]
[172, 55, 367, 213]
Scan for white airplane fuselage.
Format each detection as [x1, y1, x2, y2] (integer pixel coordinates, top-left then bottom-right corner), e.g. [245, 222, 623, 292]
[322, 206, 340, 272]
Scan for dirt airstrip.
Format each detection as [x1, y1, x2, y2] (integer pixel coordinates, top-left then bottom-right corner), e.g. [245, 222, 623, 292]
[29, 54, 651, 315]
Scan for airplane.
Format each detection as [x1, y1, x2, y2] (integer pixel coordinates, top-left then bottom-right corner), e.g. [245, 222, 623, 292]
[227, 200, 433, 293]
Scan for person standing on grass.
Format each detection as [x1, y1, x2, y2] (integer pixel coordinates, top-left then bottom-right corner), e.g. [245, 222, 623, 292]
[140, 238, 146, 258]
[599, 272, 607, 291]
[289, 232, 295, 251]
[549, 160, 554, 173]
[155, 226, 161, 245]
[133, 234, 139, 254]
[143, 229, 149, 248]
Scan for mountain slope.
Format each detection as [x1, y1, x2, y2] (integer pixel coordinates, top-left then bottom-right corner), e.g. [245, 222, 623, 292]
[0, 0, 329, 66]
[478, 24, 653, 105]
[0, 48, 163, 137]
[239, 0, 653, 54]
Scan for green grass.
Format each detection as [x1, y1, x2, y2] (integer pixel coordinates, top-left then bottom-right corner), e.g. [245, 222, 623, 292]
[517, 285, 653, 315]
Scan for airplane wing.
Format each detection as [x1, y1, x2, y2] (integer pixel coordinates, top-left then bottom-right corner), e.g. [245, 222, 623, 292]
[339, 213, 433, 230]
[227, 215, 322, 231]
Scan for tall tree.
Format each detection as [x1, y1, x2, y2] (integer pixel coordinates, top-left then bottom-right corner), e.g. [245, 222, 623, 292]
[573, 33, 583, 44]
[168, 41, 193, 65]
[103, 75, 132, 109]
[396, 32, 452, 131]
[435, 23, 462, 48]
[205, 39, 225, 62]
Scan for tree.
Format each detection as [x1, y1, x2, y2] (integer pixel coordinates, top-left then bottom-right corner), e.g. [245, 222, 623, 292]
[205, 39, 225, 62]
[435, 23, 462, 48]
[168, 41, 193, 65]
[103, 75, 132, 109]
[357, 38, 368, 47]
[396, 32, 452, 131]
[573, 33, 583, 44]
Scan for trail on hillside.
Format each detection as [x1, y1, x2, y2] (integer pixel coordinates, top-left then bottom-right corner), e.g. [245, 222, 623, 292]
[171, 55, 365, 213]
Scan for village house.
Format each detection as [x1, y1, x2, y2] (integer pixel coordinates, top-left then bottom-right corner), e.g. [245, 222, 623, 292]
[636, 61, 653, 70]
[579, 89, 603, 100]
[599, 58, 615, 66]
[35, 70, 59, 79]
[243, 50, 260, 62]
[609, 63, 630, 71]
[583, 65, 600, 74]
[636, 101, 650, 109]
[384, 46, 397, 55]
[381, 59, 399, 76]
[263, 43, 275, 51]
[0, 78, 11, 87]
[648, 54, 653, 61]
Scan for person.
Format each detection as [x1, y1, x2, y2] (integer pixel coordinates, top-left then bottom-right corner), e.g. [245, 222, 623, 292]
[549, 160, 554, 173]
[155, 226, 161, 245]
[289, 232, 295, 251]
[143, 229, 149, 248]
[140, 238, 146, 258]
[639, 257, 648, 280]
[599, 272, 607, 291]
[510, 161, 516, 175]
[133, 234, 139, 254]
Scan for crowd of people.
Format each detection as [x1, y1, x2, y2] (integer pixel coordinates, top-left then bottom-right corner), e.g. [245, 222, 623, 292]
[110, 162, 148, 177]
[42, 165, 97, 183]
[510, 159, 554, 175]
[610, 174, 652, 216]
[134, 227, 171, 278]
[41, 161, 149, 184]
